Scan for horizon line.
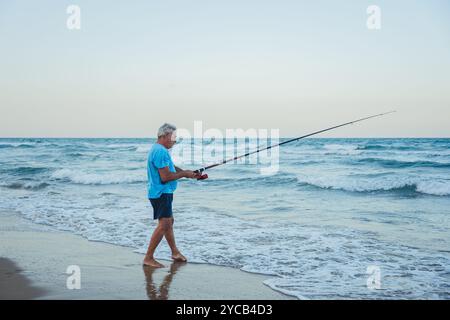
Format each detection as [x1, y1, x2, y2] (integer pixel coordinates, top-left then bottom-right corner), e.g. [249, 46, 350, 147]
[1, 136, 449, 139]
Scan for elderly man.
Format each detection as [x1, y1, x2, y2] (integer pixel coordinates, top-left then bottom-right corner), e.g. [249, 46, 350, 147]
[143, 123, 199, 268]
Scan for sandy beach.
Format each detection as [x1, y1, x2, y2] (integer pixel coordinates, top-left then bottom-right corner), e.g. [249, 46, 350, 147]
[0, 211, 293, 300]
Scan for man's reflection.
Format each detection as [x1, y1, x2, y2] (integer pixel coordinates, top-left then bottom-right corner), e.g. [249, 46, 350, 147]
[143, 261, 186, 300]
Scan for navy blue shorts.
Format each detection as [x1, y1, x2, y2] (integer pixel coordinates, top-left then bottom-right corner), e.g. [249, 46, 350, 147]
[149, 193, 173, 220]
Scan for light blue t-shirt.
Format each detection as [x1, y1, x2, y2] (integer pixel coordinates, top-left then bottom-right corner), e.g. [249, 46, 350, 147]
[147, 143, 178, 199]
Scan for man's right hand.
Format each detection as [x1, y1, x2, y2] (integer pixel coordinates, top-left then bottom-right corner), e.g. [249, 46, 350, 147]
[182, 170, 198, 179]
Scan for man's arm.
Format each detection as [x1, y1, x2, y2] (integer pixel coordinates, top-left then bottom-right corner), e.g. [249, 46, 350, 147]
[174, 166, 182, 173]
[175, 166, 202, 178]
[158, 166, 196, 183]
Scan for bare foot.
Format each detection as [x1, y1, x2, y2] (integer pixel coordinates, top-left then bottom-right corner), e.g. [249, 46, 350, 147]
[143, 257, 165, 268]
[171, 252, 187, 262]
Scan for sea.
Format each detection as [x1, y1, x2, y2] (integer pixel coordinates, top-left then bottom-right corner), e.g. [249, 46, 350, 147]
[0, 137, 449, 299]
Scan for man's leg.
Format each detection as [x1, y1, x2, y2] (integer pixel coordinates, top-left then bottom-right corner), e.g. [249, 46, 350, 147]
[164, 217, 187, 262]
[143, 218, 172, 267]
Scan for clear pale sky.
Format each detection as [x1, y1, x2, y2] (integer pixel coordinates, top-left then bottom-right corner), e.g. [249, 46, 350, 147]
[1, 0, 449, 138]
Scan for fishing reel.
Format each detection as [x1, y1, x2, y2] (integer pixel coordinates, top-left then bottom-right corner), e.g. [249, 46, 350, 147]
[194, 168, 208, 180]
[197, 173, 208, 180]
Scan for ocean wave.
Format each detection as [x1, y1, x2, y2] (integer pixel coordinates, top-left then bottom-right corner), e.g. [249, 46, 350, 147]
[50, 169, 146, 185]
[425, 150, 450, 157]
[324, 144, 358, 150]
[297, 176, 450, 196]
[100, 144, 154, 153]
[0, 143, 35, 149]
[136, 145, 150, 153]
[205, 172, 298, 187]
[323, 144, 362, 155]
[289, 160, 324, 166]
[356, 144, 387, 150]
[94, 143, 151, 153]
[67, 152, 86, 157]
[2, 182, 50, 191]
[4, 166, 49, 176]
[104, 143, 141, 151]
[356, 144, 419, 151]
[355, 158, 450, 169]
[286, 143, 364, 155]
[415, 180, 450, 196]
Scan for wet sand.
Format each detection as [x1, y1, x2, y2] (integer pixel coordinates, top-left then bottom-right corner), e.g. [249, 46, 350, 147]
[0, 211, 294, 300]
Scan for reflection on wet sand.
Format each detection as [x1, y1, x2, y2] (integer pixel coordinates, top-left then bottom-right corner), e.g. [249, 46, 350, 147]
[143, 261, 187, 300]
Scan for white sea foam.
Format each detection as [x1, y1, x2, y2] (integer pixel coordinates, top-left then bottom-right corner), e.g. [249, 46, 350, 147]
[136, 145, 150, 153]
[416, 180, 450, 196]
[323, 144, 362, 155]
[297, 174, 450, 196]
[51, 168, 146, 185]
[0, 142, 36, 148]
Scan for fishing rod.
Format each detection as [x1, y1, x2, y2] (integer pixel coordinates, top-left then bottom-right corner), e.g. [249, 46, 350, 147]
[193, 111, 396, 180]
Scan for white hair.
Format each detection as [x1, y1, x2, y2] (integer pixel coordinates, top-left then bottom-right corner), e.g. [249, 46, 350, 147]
[157, 123, 177, 138]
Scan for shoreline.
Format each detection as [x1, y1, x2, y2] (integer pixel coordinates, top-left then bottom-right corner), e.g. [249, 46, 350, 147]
[0, 210, 295, 300]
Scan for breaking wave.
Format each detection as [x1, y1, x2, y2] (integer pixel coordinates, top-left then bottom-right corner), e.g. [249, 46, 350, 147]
[297, 176, 450, 196]
[355, 158, 450, 169]
[50, 169, 146, 185]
